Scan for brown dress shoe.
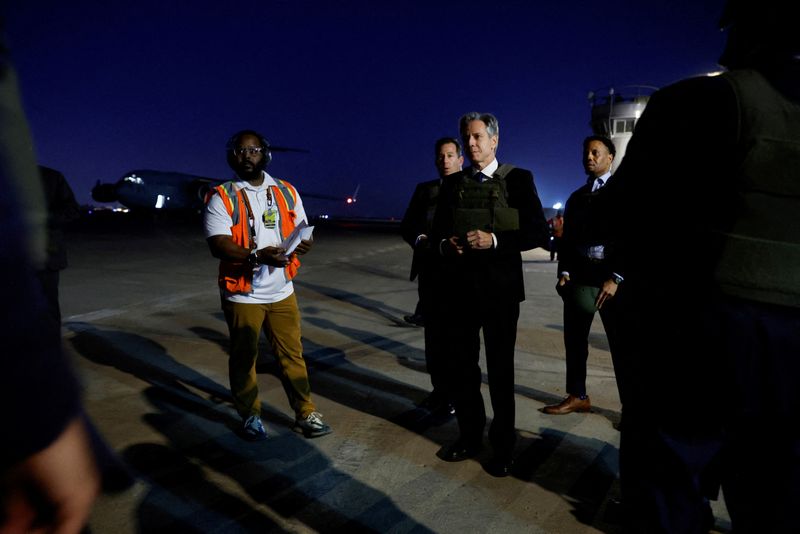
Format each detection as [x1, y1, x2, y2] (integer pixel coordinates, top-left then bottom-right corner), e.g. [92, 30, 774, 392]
[542, 394, 591, 415]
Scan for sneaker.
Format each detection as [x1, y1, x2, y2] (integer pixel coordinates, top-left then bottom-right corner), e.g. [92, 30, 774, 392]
[242, 415, 268, 441]
[295, 411, 332, 438]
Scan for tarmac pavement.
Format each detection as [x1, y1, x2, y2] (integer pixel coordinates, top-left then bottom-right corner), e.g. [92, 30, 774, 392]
[58, 214, 731, 533]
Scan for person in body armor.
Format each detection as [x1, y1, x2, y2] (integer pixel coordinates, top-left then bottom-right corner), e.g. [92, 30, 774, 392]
[204, 129, 331, 442]
[544, 135, 626, 416]
[401, 137, 463, 416]
[610, 1, 800, 530]
[432, 112, 548, 477]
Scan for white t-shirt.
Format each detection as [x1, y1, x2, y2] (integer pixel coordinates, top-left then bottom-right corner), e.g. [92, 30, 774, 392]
[204, 172, 307, 304]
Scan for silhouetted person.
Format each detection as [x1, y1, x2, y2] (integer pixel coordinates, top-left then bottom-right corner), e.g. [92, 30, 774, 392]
[401, 137, 463, 415]
[544, 136, 626, 415]
[0, 27, 108, 534]
[432, 112, 548, 477]
[36, 165, 80, 324]
[611, 1, 800, 531]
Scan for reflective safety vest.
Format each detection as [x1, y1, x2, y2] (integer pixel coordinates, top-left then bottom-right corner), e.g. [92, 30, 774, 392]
[208, 179, 301, 294]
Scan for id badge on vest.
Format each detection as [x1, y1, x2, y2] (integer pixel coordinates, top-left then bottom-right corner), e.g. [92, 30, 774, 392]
[262, 207, 278, 229]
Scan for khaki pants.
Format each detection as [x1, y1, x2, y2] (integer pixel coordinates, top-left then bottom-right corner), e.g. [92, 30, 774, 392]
[222, 293, 315, 420]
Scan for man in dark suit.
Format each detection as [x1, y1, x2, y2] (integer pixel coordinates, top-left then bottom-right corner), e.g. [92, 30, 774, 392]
[432, 112, 548, 477]
[544, 135, 625, 415]
[36, 166, 81, 324]
[612, 1, 800, 530]
[401, 137, 463, 415]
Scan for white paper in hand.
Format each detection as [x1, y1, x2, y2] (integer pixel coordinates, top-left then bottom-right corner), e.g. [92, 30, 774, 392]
[279, 220, 314, 255]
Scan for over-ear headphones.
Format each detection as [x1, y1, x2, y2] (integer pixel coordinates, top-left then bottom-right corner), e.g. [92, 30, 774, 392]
[225, 129, 272, 167]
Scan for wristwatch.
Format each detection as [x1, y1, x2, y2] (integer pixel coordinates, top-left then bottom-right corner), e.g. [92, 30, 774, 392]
[611, 273, 623, 285]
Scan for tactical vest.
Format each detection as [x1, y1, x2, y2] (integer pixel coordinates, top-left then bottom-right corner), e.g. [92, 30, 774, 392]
[452, 164, 519, 235]
[713, 69, 800, 307]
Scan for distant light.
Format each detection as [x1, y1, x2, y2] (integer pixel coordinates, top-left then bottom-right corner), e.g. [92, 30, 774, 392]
[706, 71, 724, 77]
[155, 194, 166, 209]
[552, 202, 562, 210]
[123, 174, 144, 185]
[346, 197, 355, 204]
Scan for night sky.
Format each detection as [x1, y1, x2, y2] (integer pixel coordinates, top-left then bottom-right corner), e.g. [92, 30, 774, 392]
[5, 0, 726, 218]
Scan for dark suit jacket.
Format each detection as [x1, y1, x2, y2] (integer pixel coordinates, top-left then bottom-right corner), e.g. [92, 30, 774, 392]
[39, 166, 81, 271]
[400, 178, 440, 281]
[432, 164, 548, 302]
[558, 178, 618, 287]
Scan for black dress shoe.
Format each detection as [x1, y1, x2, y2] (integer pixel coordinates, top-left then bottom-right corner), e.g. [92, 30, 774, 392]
[441, 441, 481, 462]
[484, 456, 513, 478]
[403, 314, 425, 326]
[418, 394, 456, 416]
[418, 393, 443, 410]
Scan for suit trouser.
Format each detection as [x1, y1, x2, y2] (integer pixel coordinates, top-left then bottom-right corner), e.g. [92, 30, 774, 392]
[446, 296, 520, 458]
[420, 268, 449, 398]
[562, 291, 624, 402]
[221, 293, 315, 420]
[36, 268, 61, 324]
[620, 296, 800, 533]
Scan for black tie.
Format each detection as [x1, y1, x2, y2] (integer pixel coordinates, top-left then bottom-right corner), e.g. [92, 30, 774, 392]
[475, 171, 489, 182]
[594, 177, 604, 191]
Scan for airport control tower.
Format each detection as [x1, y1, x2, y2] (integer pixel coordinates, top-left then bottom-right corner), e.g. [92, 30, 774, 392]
[588, 85, 657, 171]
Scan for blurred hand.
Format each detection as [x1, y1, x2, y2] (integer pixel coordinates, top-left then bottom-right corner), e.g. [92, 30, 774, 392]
[256, 246, 289, 267]
[595, 278, 618, 309]
[0, 417, 100, 534]
[466, 229, 492, 250]
[294, 239, 313, 256]
[442, 236, 464, 257]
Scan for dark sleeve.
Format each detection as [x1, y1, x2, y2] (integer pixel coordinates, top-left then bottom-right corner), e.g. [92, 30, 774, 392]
[607, 76, 738, 278]
[556, 193, 577, 275]
[0, 179, 82, 469]
[494, 168, 549, 252]
[430, 172, 461, 244]
[49, 169, 81, 226]
[0, 55, 83, 469]
[40, 167, 81, 269]
[400, 183, 426, 248]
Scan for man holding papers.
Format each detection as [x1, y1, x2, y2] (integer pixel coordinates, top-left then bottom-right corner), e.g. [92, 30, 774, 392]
[204, 129, 331, 441]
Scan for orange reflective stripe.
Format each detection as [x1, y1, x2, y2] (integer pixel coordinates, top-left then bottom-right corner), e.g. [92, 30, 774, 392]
[212, 178, 303, 290]
[271, 179, 301, 281]
[209, 182, 254, 293]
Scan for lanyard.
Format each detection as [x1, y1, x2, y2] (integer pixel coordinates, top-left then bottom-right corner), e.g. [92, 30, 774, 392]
[239, 188, 258, 247]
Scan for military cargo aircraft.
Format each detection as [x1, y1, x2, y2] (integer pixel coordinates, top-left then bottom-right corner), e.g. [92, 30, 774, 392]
[91, 169, 358, 213]
[91, 140, 358, 213]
